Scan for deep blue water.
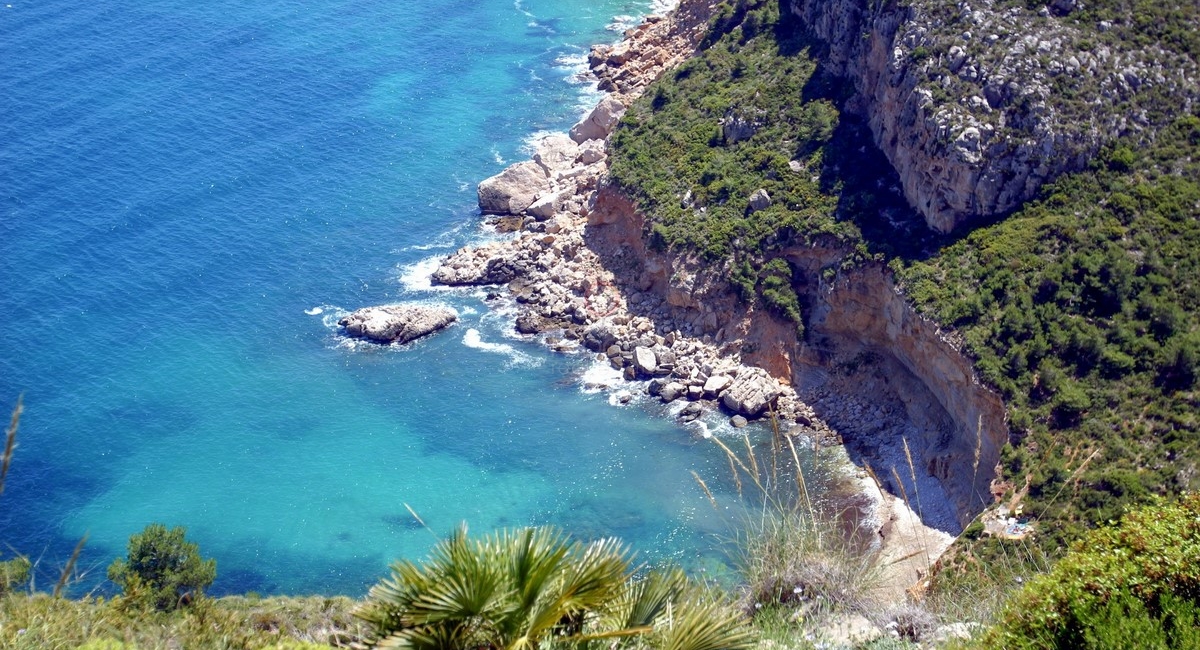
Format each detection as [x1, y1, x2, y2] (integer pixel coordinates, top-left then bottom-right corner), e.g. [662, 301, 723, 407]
[0, 0, 832, 596]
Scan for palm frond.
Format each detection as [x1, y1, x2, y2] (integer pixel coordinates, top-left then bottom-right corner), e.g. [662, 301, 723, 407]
[655, 597, 755, 650]
[619, 567, 689, 629]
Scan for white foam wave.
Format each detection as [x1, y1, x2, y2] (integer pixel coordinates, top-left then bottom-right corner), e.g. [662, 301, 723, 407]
[462, 328, 541, 367]
[520, 130, 562, 156]
[554, 52, 588, 68]
[320, 307, 352, 330]
[579, 361, 624, 394]
[491, 146, 506, 165]
[609, 390, 638, 407]
[688, 420, 713, 439]
[396, 256, 447, 292]
[607, 15, 637, 32]
[305, 307, 324, 316]
[652, 0, 680, 14]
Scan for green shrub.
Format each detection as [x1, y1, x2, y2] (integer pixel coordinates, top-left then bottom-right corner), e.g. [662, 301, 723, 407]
[982, 494, 1200, 648]
[107, 523, 216, 611]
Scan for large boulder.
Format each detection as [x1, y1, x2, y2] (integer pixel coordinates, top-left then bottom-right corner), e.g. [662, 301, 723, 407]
[525, 192, 561, 221]
[633, 346, 658, 376]
[659, 382, 687, 403]
[747, 189, 772, 214]
[569, 95, 626, 144]
[582, 323, 619, 352]
[532, 133, 580, 177]
[720, 368, 783, 418]
[702, 375, 733, 398]
[339, 303, 457, 344]
[477, 161, 552, 215]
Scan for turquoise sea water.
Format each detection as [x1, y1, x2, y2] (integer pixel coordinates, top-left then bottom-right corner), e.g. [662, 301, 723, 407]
[0, 0, 832, 595]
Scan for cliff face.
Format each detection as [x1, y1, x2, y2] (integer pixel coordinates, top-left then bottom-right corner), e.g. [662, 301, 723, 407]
[789, 0, 1198, 232]
[802, 264, 1008, 526]
[588, 183, 1004, 526]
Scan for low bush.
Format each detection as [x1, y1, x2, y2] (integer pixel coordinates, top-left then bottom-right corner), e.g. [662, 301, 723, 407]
[981, 494, 1200, 648]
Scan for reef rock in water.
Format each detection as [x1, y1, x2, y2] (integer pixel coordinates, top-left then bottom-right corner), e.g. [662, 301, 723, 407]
[338, 303, 458, 344]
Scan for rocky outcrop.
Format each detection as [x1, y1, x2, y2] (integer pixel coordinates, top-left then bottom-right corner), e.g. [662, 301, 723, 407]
[788, 0, 1198, 232]
[432, 243, 526, 286]
[338, 304, 457, 344]
[587, 2, 719, 105]
[569, 96, 627, 144]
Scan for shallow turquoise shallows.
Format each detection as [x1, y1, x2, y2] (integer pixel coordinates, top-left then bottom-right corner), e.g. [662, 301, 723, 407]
[0, 0, 831, 595]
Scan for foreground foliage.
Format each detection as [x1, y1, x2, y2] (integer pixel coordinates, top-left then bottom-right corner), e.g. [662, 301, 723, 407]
[356, 524, 753, 650]
[0, 592, 362, 650]
[980, 494, 1200, 649]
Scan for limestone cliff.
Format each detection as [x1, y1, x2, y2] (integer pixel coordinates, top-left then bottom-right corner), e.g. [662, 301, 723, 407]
[789, 0, 1198, 232]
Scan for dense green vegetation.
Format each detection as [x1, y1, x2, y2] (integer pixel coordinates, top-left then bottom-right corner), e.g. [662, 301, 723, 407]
[899, 116, 1200, 548]
[608, 0, 922, 323]
[979, 494, 1200, 649]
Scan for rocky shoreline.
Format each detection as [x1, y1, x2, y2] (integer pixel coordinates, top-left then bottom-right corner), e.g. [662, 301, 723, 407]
[423, 0, 965, 602]
[428, 0, 832, 436]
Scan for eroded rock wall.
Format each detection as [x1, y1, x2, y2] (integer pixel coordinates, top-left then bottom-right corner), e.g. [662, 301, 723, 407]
[788, 0, 1198, 232]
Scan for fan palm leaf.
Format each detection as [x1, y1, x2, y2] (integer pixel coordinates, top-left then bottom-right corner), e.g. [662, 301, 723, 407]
[654, 597, 755, 650]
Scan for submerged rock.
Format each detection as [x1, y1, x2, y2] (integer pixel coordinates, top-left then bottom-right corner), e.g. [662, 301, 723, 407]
[339, 303, 457, 345]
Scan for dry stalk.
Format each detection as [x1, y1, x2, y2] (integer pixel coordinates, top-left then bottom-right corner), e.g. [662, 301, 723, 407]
[768, 409, 781, 480]
[902, 437, 925, 521]
[691, 471, 719, 510]
[54, 532, 88, 598]
[742, 433, 760, 486]
[890, 465, 930, 567]
[862, 462, 887, 503]
[971, 414, 985, 507]
[783, 434, 816, 527]
[709, 435, 763, 493]
[726, 452, 743, 498]
[1043, 448, 1101, 513]
[404, 503, 439, 541]
[1, 394, 22, 497]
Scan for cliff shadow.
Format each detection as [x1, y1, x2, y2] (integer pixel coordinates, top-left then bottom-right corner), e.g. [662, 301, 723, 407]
[794, 344, 970, 534]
